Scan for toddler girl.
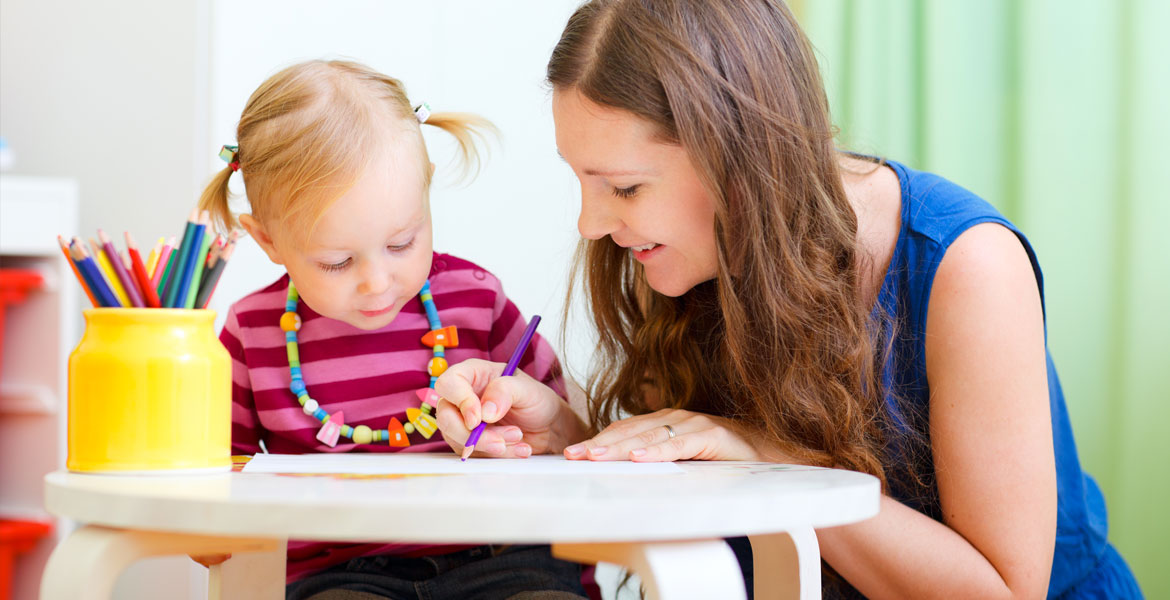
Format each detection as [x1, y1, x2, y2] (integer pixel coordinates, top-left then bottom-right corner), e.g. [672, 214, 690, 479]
[200, 59, 588, 599]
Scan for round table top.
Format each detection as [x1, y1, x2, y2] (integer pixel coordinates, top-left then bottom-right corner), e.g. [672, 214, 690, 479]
[45, 462, 880, 544]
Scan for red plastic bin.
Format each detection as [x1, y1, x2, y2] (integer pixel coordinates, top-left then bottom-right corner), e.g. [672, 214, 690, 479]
[0, 269, 44, 373]
[0, 519, 53, 600]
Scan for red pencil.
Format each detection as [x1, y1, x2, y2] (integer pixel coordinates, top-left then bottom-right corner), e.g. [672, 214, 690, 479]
[125, 232, 162, 308]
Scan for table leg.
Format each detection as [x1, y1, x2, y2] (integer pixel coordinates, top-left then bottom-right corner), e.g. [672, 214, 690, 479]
[39, 524, 283, 600]
[552, 540, 747, 600]
[749, 527, 821, 600]
[208, 539, 287, 600]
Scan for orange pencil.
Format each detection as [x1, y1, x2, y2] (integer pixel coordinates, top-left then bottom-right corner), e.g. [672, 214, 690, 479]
[57, 235, 98, 307]
[125, 232, 162, 308]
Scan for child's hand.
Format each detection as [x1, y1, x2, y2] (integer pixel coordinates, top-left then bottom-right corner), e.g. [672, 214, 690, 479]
[562, 408, 772, 463]
[434, 359, 578, 458]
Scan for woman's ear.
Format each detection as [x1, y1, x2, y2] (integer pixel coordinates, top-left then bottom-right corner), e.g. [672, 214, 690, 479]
[238, 214, 283, 266]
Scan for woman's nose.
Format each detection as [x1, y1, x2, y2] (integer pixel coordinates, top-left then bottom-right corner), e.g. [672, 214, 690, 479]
[577, 192, 621, 240]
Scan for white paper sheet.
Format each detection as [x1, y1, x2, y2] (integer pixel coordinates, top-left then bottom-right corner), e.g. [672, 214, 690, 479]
[242, 453, 684, 475]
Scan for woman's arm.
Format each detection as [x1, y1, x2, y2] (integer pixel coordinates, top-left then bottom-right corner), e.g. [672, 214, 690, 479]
[818, 223, 1057, 599]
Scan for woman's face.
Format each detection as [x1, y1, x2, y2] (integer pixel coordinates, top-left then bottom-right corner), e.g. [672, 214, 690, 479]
[553, 89, 719, 297]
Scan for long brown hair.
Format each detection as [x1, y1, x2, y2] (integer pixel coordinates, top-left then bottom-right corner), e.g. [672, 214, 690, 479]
[549, 0, 901, 487]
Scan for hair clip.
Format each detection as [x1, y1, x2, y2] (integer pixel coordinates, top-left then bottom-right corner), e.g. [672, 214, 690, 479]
[413, 103, 431, 124]
[218, 144, 240, 172]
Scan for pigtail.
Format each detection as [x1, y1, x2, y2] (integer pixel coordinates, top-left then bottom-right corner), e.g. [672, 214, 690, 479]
[422, 112, 499, 184]
[198, 166, 236, 234]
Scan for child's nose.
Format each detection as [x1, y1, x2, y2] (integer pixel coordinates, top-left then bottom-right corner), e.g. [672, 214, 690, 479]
[357, 263, 391, 297]
[577, 193, 620, 241]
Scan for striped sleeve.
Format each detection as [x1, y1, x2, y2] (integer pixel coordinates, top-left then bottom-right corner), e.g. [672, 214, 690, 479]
[486, 281, 567, 400]
[220, 304, 263, 454]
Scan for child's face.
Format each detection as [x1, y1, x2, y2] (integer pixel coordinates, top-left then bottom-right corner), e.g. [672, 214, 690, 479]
[256, 144, 434, 330]
[552, 89, 719, 297]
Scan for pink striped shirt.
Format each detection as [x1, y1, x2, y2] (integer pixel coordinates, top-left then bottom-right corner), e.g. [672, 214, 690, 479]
[220, 252, 565, 582]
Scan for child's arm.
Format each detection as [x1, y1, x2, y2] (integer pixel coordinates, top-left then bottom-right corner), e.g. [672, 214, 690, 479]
[219, 305, 264, 455]
[817, 223, 1056, 599]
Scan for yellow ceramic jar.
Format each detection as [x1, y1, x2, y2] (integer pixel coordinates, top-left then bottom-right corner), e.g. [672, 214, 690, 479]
[67, 308, 231, 473]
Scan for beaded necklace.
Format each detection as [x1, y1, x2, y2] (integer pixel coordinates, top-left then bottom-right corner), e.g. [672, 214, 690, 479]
[281, 279, 456, 448]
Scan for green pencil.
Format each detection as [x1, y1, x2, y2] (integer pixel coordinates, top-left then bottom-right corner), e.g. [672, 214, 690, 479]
[183, 214, 214, 309]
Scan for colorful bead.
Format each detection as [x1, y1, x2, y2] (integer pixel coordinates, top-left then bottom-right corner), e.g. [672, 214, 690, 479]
[416, 388, 441, 408]
[427, 356, 448, 377]
[316, 410, 344, 447]
[280, 311, 302, 332]
[406, 407, 438, 438]
[387, 418, 410, 447]
[421, 325, 459, 348]
[285, 279, 448, 446]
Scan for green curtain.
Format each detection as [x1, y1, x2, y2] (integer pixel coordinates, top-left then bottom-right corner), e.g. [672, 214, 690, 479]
[793, 1, 1170, 595]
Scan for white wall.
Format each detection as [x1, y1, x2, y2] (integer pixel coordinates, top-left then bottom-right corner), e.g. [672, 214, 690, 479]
[205, 0, 597, 380]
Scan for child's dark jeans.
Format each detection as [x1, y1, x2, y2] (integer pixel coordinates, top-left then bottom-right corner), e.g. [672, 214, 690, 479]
[285, 544, 588, 600]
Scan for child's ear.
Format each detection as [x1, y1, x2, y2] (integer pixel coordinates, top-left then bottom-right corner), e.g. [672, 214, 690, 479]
[238, 214, 283, 266]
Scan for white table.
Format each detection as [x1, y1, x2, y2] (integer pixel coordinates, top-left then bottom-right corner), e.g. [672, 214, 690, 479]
[40, 462, 879, 600]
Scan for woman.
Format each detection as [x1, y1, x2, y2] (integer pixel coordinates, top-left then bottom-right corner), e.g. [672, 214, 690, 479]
[434, 1, 1141, 597]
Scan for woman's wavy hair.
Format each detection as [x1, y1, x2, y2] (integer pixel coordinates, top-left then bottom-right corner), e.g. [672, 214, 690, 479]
[549, 0, 923, 493]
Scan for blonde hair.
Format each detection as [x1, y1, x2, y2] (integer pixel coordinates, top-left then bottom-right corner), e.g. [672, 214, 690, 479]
[199, 59, 496, 239]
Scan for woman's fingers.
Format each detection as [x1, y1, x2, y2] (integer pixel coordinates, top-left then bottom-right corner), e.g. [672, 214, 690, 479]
[563, 409, 761, 462]
[563, 409, 685, 460]
[434, 401, 532, 458]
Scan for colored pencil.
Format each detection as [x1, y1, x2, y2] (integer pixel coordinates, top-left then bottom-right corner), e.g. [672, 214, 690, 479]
[461, 315, 542, 460]
[90, 237, 132, 307]
[162, 209, 199, 308]
[70, 239, 120, 308]
[170, 210, 207, 308]
[195, 233, 236, 309]
[183, 214, 214, 309]
[58, 235, 99, 307]
[153, 237, 176, 291]
[145, 237, 164, 276]
[98, 230, 144, 307]
[125, 232, 162, 308]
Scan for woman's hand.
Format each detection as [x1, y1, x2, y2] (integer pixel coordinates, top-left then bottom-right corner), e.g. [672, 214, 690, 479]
[434, 359, 586, 459]
[563, 408, 769, 462]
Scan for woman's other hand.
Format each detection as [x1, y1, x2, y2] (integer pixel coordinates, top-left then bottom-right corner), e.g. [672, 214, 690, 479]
[563, 408, 773, 462]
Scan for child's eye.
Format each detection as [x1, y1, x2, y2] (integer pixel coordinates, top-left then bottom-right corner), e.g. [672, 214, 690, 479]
[612, 185, 641, 199]
[318, 258, 351, 272]
[389, 239, 415, 253]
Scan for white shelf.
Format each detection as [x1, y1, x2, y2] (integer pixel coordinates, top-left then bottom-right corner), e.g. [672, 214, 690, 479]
[0, 174, 78, 600]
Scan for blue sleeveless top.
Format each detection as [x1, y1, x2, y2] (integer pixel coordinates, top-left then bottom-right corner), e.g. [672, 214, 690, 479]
[854, 159, 1141, 598]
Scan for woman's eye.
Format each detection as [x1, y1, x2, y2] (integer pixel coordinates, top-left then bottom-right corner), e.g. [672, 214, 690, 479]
[318, 259, 351, 272]
[612, 185, 641, 199]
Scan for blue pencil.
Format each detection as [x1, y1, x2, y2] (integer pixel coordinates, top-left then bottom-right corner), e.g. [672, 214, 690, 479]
[170, 212, 207, 308]
[162, 208, 199, 308]
[70, 240, 120, 308]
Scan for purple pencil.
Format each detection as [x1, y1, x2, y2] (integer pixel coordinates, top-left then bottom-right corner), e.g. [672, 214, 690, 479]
[98, 229, 145, 307]
[461, 315, 542, 461]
